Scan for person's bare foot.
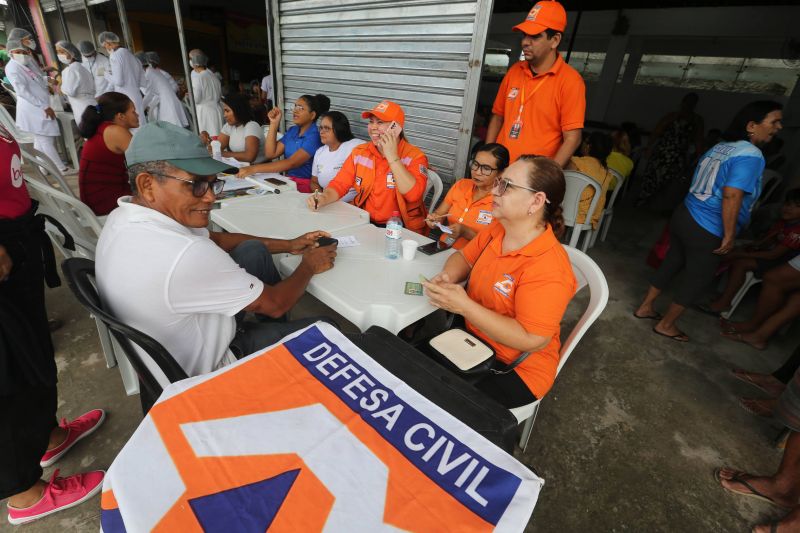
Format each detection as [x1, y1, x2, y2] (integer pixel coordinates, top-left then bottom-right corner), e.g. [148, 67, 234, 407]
[716, 467, 797, 509]
[740, 397, 778, 418]
[722, 331, 768, 350]
[653, 320, 689, 342]
[732, 369, 786, 397]
[720, 318, 755, 334]
[752, 505, 800, 532]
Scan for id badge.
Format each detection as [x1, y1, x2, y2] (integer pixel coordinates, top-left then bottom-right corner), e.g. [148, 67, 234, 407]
[509, 119, 522, 140]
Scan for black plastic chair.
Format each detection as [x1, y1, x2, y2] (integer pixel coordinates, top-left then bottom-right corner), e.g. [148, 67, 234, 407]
[61, 257, 188, 414]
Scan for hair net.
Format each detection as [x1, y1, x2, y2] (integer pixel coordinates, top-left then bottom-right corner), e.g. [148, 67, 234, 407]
[189, 50, 208, 66]
[55, 40, 81, 61]
[134, 51, 147, 66]
[77, 40, 96, 56]
[145, 51, 160, 66]
[6, 39, 25, 52]
[98, 31, 121, 45]
[8, 28, 33, 41]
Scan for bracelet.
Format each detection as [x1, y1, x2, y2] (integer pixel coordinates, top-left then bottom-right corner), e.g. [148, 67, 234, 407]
[389, 158, 401, 164]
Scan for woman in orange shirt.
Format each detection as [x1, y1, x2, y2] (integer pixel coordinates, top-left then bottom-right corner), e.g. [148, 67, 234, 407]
[425, 143, 509, 249]
[423, 156, 577, 408]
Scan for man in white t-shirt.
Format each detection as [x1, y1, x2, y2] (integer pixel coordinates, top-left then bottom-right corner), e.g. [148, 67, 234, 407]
[260, 72, 273, 107]
[95, 121, 338, 378]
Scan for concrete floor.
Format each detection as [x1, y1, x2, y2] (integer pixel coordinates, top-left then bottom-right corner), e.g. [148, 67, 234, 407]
[1, 203, 797, 532]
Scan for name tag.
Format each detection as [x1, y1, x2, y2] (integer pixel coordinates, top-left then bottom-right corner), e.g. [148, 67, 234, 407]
[386, 173, 396, 189]
[476, 210, 493, 225]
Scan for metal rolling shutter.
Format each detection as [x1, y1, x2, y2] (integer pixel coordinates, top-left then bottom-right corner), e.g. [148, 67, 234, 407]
[271, 0, 493, 185]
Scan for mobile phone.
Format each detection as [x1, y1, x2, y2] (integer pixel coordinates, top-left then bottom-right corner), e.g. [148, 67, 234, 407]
[389, 121, 403, 135]
[316, 237, 338, 247]
[417, 241, 451, 255]
[265, 177, 285, 186]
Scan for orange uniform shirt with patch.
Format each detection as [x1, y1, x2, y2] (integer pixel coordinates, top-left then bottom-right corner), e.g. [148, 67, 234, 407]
[492, 54, 586, 162]
[328, 140, 428, 229]
[461, 223, 577, 399]
[440, 178, 495, 250]
[571, 156, 613, 230]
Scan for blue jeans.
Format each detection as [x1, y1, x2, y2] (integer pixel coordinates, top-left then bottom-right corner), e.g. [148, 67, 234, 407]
[227, 240, 336, 357]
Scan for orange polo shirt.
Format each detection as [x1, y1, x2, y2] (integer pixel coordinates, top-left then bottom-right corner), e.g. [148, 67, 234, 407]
[572, 156, 613, 230]
[461, 223, 577, 399]
[492, 54, 586, 162]
[440, 178, 495, 249]
[328, 140, 428, 227]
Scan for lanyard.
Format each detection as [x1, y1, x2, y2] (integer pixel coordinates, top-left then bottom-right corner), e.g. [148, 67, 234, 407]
[515, 75, 549, 121]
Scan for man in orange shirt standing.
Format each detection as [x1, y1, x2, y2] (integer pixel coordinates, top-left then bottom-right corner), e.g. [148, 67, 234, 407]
[486, 0, 586, 167]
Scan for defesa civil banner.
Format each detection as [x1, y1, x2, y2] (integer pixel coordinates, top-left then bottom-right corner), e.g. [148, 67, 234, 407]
[100, 322, 543, 532]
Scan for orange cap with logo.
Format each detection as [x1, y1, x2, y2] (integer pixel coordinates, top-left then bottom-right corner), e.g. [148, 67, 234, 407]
[513, 0, 567, 35]
[361, 100, 405, 128]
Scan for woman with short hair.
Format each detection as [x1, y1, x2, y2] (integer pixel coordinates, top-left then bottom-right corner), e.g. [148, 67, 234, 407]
[309, 111, 364, 202]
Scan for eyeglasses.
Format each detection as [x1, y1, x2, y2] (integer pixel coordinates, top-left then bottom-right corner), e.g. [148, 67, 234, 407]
[150, 173, 225, 198]
[470, 159, 498, 176]
[319, 125, 333, 132]
[293, 104, 307, 112]
[493, 177, 550, 203]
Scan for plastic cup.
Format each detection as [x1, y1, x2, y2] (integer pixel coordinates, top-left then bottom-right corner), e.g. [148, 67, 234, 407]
[401, 239, 418, 261]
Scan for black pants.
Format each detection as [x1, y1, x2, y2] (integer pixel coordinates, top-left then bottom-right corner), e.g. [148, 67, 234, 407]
[649, 203, 723, 307]
[0, 386, 57, 499]
[773, 344, 800, 384]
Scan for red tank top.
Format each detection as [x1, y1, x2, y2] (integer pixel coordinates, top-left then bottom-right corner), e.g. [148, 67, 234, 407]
[0, 127, 31, 219]
[79, 122, 131, 216]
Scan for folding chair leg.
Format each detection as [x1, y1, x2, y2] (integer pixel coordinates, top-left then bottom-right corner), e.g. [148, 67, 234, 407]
[720, 273, 759, 320]
[580, 229, 591, 252]
[518, 404, 540, 452]
[600, 213, 614, 242]
[568, 227, 581, 248]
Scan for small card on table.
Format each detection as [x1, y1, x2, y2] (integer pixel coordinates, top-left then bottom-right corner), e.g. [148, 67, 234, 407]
[404, 282, 424, 296]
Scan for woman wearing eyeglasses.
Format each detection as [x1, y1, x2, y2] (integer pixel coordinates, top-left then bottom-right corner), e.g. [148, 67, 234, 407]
[422, 156, 577, 408]
[425, 143, 509, 249]
[237, 94, 329, 192]
[78, 91, 139, 215]
[309, 111, 364, 202]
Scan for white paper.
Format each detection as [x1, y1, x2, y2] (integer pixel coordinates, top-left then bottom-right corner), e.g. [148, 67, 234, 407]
[215, 156, 249, 169]
[436, 222, 453, 234]
[335, 235, 360, 247]
[220, 175, 253, 192]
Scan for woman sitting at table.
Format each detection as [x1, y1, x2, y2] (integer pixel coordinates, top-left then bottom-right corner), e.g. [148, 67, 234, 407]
[425, 143, 509, 249]
[208, 93, 265, 164]
[237, 94, 328, 192]
[422, 156, 577, 408]
[307, 100, 429, 234]
[78, 91, 138, 215]
[309, 111, 364, 202]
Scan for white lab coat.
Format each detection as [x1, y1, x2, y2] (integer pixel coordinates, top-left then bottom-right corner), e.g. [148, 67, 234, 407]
[82, 53, 112, 97]
[156, 68, 179, 94]
[191, 69, 223, 137]
[145, 68, 187, 128]
[104, 47, 147, 125]
[60, 62, 96, 125]
[5, 58, 59, 136]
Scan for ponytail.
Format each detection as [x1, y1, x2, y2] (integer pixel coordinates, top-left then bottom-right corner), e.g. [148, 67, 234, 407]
[78, 91, 132, 138]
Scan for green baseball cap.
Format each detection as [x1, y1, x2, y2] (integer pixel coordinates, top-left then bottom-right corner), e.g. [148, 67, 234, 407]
[125, 121, 237, 176]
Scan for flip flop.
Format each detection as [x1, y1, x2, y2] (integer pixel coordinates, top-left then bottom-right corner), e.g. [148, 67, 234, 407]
[731, 369, 783, 395]
[722, 331, 767, 351]
[739, 398, 776, 418]
[652, 327, 689, 342]
[714, 468, 790, 509]
[694, 303, 724, 317]
[633, 311, 663, 321]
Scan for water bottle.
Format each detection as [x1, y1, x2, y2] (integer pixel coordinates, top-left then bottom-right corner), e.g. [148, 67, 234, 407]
[384, 211, 403, 259]
[210, 137, 222, 159]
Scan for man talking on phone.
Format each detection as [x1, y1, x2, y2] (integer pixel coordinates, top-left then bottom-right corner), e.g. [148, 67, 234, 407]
[485, 0, 585, 167]
[307, 100, 430, 234]
[96, 121, 338, 378]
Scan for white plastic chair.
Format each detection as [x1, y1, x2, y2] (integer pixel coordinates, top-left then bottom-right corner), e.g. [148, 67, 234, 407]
[24, 177, 138, 394]
[19, 145, 76, 197]
[509, 245, 610, 451]
[754, 170, 782, 210]
[0, 103, 33, 145]
[720, 271, 762, 320]
[588, 168, 627, 247]
[562, 170, 601, 252]
[423, 168, 444, 211]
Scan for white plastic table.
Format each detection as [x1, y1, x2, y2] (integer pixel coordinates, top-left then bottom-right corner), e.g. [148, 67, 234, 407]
[210, 192, 370, 240]
[278, 224, 454, 334]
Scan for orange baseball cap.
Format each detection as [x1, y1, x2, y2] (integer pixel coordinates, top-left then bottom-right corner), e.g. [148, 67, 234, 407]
[513, 1, 567, 35]
[361, 100, 405, 127]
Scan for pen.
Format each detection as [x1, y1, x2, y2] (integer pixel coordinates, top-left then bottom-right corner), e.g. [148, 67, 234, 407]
[314, 189, 320, 210]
